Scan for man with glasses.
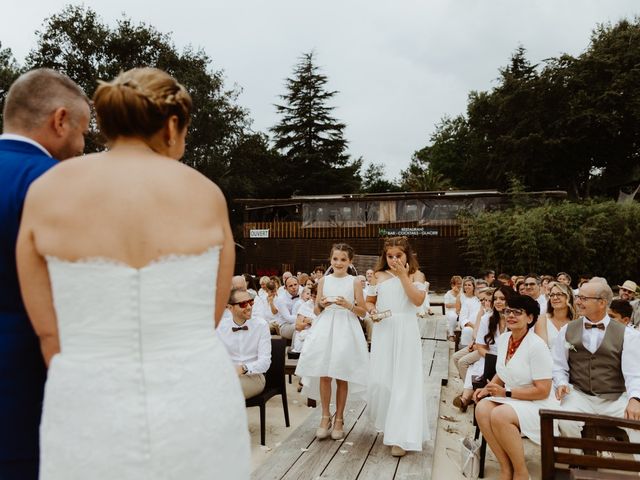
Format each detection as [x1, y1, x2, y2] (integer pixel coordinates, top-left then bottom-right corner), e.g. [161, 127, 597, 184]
[524, 274, 547, 316]
[217, 288, 271, 399]
[551, 280, 640, 438]
[616, 280, 639, 328]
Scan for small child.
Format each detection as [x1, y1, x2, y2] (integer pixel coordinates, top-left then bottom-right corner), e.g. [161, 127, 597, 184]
[608, 299, 633, 327]
[291, 285, 317, 355]
[295, 243, 369, 440]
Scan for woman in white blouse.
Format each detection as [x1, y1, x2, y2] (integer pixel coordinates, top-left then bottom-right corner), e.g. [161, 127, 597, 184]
[534, 281, 576, 348]
[474, 295, 558, 480]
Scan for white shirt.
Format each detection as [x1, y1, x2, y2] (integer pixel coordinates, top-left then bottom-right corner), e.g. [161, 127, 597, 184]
[0, 133, 52, 156]
[217, 315, 271, 375]
[444, 290, 457, 314]
[459, 295, 481, 328]
[551, 315, 640, 398]
[274, 292, 301, 327]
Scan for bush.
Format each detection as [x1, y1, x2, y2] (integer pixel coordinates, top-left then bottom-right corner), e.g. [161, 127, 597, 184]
[459, 200, 640, 284]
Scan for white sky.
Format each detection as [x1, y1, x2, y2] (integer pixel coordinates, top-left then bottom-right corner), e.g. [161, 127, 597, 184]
[2, 1, 638, 180]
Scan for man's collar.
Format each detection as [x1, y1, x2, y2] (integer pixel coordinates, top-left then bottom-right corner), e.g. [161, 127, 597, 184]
[0, 133, 52, 157]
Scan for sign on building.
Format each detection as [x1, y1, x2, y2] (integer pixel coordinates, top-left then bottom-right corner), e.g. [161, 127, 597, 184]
[249, 229, 270, 238]
[379, 227, 438, 237]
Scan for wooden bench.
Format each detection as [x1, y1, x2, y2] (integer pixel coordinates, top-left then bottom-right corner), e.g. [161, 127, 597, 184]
[540, 409, 640, 479]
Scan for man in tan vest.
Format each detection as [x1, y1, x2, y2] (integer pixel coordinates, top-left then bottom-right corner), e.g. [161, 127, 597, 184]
[551, 280, 640, 439]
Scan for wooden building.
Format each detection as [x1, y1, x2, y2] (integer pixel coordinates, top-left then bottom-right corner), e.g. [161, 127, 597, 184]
[234, 190, 566, 290]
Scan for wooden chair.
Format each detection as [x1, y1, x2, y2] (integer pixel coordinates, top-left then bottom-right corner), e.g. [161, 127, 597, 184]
[246, 337, 291, 445]
[471, 353, 498, 478]
[539, 409, 640, 479]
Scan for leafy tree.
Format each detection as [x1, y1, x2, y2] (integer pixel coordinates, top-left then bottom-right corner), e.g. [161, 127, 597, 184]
[271, 52, 361, 195]
[400, 152, 452, 192]
[23, 5, 264, 198]
[460, 200, 640, 282]
[0, 42, 21, 132]
[416, 19, 640, 198]
[360, 162, 401, 193]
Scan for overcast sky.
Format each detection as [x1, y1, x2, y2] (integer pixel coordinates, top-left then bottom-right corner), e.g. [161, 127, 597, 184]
[2, 1, 638, 179]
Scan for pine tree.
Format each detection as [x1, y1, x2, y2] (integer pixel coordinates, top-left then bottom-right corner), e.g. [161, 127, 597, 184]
[271, 52, 361, 195]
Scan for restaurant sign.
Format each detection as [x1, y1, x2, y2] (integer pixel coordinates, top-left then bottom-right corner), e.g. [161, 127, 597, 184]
[379, 227, 438, 237]
[249, 229, 270, 238]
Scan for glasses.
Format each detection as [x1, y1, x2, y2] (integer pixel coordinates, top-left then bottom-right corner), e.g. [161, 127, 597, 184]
[504, 308, 525, 316]
[481, 298, 492, 303]
[524, 282, 537, 287]
[548, 293, 566, 299]
[231, 299, 254, 308]
[575, 295, 602, 302]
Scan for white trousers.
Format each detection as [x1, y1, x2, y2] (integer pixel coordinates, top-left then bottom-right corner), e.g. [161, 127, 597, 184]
[558, 388, 640, 446]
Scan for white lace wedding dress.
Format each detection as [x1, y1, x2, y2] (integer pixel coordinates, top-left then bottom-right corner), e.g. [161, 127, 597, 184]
[39, 247, 250, 480]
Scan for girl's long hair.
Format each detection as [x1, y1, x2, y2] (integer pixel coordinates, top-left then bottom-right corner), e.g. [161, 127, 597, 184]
[484, 285, 515, 346]
[374, 236, 420, 274]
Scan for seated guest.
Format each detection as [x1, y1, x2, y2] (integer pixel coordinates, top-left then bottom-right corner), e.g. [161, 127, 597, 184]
[534, 281, 576, 348]
[616, 280, 639, 327]
[552, 281, 640, 439]
[451, 287, 492, 385]
[457, 276, 480, 347]
[291, 285, 317, 354]
[474, 295, 558, 480]
[556, 271, 572, 288]
[524, 274, 547, 316]
[608, 299, 633, 327]
[217, 288, 271, 399]
[454, 286, 512, 412]
[444, 275, 462, 341]
[257, 276, 270, 299]
[274, 276, 301, 339]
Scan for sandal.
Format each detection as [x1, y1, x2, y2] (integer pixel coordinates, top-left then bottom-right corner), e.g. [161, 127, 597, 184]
[453, 395, 470, 413]
[331, 418, 345, 440]
[316, 415, 332, 439]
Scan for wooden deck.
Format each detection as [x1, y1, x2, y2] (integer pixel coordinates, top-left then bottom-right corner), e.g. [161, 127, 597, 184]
[252, 316, 449, 480]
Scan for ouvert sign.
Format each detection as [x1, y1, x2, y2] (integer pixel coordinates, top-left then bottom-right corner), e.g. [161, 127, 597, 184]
[249, 229, 269, 238]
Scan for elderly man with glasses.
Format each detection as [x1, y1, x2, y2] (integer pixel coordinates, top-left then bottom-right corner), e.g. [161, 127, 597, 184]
[551, 280, 640, 440]
[217, 288, 272, 398]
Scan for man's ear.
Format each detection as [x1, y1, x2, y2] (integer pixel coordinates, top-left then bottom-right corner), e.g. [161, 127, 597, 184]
[51, 107, 70, 137]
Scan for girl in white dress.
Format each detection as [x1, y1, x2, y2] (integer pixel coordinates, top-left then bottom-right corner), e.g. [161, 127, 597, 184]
[295, 244, 369, 440]
[365, 236, 430, 457]
[444, 275, 462, 340]
[474, 295, 558, 480]
[534, 281, 576, 348]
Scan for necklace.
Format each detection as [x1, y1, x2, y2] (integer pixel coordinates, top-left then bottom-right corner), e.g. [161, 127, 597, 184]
[506, 331, 527, 361]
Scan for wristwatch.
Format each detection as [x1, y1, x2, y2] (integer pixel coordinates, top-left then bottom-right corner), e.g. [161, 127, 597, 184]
[505, 388, 512, 398]
[241, 364, 248, 375]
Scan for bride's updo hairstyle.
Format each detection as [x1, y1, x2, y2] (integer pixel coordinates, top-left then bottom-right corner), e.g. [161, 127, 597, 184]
[93, 67, 192, 141]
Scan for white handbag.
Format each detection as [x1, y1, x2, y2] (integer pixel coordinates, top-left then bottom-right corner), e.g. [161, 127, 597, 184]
[460, 436, 481, 479]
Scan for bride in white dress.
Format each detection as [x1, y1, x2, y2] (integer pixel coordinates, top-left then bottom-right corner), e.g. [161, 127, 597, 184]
[16, 68, 249, 479]
[365, 237, 430, 457]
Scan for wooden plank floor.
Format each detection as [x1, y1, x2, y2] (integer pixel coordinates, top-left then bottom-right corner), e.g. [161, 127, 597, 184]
[252, 316, 449, 480]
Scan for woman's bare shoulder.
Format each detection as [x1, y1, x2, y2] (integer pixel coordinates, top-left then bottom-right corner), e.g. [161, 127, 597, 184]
[412, 270, 426, 282]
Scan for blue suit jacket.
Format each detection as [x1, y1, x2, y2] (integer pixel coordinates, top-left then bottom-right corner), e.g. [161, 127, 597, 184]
[0, 139, 57, 461]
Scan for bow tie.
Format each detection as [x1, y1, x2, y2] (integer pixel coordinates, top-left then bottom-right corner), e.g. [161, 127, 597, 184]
[291, 295, 299, 299]
[232, 325, 248, 332]
[585, 322, 605, 330]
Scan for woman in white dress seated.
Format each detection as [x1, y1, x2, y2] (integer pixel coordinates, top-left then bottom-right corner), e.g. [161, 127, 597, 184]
[16, 68, 249, 479]
[534, 281, 576, 348]
[473, 295, 558, 480]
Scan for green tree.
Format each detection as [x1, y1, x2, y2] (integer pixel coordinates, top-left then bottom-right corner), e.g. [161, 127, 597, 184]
[360, 162, 401, 193]
[23, 5, 261, 197]
[418, 19, 640, 198]
[400, 151, 452, 192]
[0, 42, 21, 132]
[271, 52, 361, 195]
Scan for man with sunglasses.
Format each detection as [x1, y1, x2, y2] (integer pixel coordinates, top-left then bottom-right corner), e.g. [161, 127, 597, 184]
[551, 280, 640, 438]
[217, 288, 271, 399]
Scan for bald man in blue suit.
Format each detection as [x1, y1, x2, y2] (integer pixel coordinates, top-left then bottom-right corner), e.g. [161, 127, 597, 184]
[0, 69, 89, 479]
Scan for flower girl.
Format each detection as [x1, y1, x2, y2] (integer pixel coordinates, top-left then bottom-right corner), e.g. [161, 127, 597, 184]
[295, 243, 369, 440]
